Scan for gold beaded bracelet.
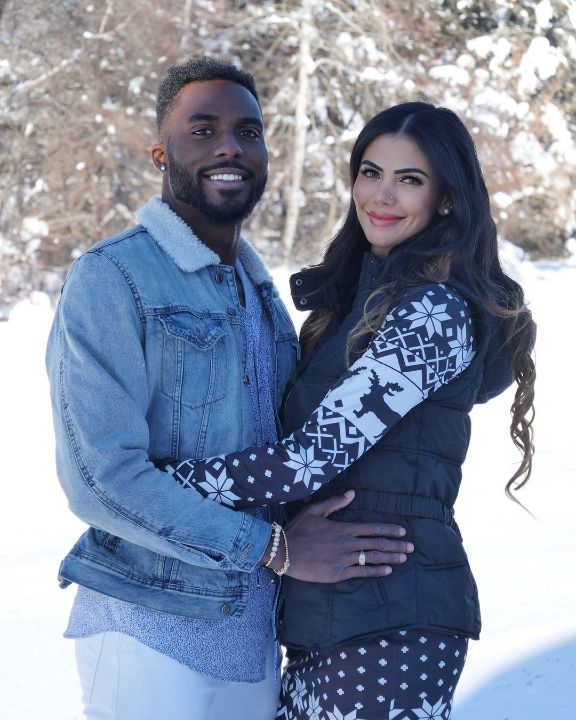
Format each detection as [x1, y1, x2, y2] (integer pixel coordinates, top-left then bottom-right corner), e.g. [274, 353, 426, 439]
[275, 526, 290, 576]
[264, 522, 282, 568]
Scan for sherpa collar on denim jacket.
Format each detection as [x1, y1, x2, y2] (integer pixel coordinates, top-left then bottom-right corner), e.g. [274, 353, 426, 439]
[137, 197, 274, 288]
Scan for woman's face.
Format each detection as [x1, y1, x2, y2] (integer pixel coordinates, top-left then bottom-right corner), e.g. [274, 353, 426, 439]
[352, 133, 450, 259]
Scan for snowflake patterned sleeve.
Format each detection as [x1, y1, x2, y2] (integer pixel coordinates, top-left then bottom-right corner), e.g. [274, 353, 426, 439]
[166, 284, 476, 508]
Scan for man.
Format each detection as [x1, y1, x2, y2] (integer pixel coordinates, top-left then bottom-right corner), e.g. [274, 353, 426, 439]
[47, 57, 412, 719]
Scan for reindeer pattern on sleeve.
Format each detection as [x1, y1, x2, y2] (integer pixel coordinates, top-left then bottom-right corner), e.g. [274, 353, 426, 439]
[165, 284, 476, 508]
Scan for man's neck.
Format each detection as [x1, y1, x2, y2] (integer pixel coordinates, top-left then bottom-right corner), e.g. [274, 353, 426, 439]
[162, 195, 241, 267]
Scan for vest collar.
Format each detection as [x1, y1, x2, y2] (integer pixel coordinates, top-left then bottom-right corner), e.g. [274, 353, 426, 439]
[290, 252, 388, 316]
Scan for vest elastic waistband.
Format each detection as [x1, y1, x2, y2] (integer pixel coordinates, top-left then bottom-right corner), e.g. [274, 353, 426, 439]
[315, 488, 454, 525]
[356, 490, 454, 524]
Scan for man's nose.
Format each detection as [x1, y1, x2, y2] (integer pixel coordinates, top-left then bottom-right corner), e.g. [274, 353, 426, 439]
[215, 131, 243, 158]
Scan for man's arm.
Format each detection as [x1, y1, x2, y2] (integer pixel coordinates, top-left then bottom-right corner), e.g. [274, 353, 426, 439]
[47, 250, 270, 573]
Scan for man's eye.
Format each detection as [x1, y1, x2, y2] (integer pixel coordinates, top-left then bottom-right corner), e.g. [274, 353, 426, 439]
[191, 128, 213, 136]
[241, 128, 261, 139]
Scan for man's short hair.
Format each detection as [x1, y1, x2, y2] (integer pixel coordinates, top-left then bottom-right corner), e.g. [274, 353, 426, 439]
[156, 56, 260, 137]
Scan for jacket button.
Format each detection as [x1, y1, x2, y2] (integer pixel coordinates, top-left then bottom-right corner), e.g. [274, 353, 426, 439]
[294, 277, 303, 287]
[215, 272, 224, 283]
[243, 374, 250, 384]
[299, 298, 308, 306]
[227, 307, 237, 317]
[221, 604, 231, 614]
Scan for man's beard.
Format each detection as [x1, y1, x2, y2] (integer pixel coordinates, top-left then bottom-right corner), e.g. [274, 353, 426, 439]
[167, 150, 267, 226]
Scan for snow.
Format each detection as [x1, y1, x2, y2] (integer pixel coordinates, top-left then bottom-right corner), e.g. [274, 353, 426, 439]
[541, 102, 576, 163]
[534, 0, 554, 30]
[428, 65, 471, 86]
[466, 35, 498, 59]
[570, 2, 576, 28]
[511, 131, 556, 175]
[493, 192, 513, 209]
[1, 260, 575, 718]
[21, 216, 49, 239]
[517, 37, 565, 94]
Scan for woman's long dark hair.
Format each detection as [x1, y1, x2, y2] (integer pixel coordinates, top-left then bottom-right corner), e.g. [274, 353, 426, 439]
[300, 102, 536, 503]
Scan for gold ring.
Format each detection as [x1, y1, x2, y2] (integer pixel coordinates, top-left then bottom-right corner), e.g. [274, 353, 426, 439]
[358, 550, 366, 566]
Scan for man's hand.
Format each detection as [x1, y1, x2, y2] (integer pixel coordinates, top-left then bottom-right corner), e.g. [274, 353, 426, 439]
[284, 490, 414, 582]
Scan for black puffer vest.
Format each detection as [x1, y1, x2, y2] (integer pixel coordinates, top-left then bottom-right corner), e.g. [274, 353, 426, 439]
[280, 253, 514, 650]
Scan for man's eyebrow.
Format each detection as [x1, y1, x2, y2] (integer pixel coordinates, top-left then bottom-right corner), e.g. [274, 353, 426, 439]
[239, 116, 264, 128]
[186, 113, 218, 123]
[186, 113, 263, 128]
[394, 167, 430, 177]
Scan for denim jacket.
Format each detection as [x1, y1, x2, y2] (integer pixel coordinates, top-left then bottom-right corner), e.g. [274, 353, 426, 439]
[46, 197, 299, 618]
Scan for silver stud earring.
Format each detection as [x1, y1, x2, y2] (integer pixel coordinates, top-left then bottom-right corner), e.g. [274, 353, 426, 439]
[160, 164, 166, 172]
[441, 205, 452, 216]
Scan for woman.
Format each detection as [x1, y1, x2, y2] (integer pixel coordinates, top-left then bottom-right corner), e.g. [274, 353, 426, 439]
[164, 102, 535, 719]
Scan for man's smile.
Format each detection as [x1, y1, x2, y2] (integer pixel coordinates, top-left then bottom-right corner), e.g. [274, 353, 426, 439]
[201, 164, 252, 191]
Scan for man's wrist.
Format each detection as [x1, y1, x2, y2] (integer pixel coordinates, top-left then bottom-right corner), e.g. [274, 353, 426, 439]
[259, 522, 289, 574]
[259, 524, 275, 567]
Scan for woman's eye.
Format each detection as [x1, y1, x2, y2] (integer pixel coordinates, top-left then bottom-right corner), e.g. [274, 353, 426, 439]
[399, 175, 423, 185]
[359, 167, 380, 179]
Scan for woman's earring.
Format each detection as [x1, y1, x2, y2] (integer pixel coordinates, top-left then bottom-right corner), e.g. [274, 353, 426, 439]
[160, 164, 166, 172]
[441, 205, 452, 216]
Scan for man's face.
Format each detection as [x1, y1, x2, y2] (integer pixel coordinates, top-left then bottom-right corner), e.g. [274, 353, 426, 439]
[161, 80, 268, 226]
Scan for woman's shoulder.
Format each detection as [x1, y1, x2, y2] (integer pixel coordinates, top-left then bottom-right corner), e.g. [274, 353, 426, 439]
[390, 282, 472, 319]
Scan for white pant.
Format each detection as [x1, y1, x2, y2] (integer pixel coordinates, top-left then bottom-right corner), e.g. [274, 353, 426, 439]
[75, 632, 281, 720]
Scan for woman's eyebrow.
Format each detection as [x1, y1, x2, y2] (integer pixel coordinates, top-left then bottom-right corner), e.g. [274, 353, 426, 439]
[394, 167, 430, 177]
[360, 160, 430, 178]
[360, 159, 382, 171]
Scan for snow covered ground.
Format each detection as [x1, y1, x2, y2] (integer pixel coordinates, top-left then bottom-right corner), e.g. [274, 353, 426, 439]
[0, 257, 574, 719]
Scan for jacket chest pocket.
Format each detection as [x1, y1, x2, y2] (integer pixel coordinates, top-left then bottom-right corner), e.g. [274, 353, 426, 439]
[159, 313, 227, 409]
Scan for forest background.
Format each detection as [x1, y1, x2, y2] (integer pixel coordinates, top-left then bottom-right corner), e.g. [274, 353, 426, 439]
[1, 0, 575, 316]
[1, 2, 576, 718]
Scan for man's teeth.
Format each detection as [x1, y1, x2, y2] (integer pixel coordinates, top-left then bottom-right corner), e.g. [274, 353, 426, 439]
[207, 173, 244, 181]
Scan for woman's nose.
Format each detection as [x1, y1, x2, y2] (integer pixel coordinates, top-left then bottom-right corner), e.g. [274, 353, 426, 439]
[374, 184, 395, 204]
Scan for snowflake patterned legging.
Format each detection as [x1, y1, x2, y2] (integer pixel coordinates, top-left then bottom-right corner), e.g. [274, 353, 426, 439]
[276, 630, 468, 720]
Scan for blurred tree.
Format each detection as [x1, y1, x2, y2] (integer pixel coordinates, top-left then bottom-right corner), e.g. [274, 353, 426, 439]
[0, 0, 574, 313]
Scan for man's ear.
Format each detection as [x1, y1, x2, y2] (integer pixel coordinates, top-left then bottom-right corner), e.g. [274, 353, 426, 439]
[151, 144, 167, 172]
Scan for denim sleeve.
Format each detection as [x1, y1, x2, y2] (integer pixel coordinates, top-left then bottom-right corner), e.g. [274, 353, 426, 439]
[166, 284, 476, 508]
[46, 251, 270, 572]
